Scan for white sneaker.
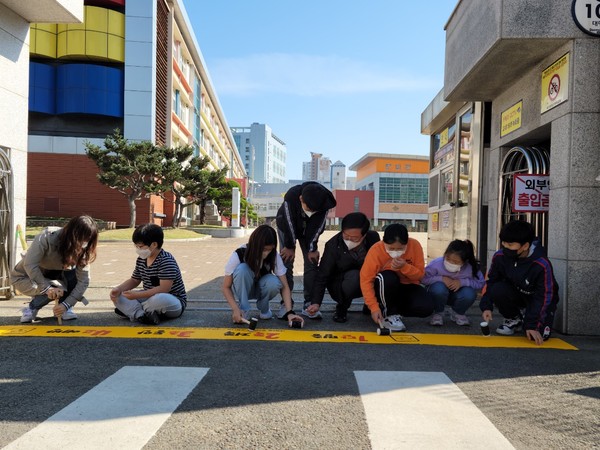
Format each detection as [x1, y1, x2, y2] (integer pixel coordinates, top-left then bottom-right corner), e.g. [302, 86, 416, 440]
[496, 317, 522, 335]
[383, 314, 406, 331]
[62, 307, 78, 321]
[301, 308, 322, 319]
[450, 311, 470, 326]
[259, 309, 273, 320]
[20, 307, 38, 323]
[429, 313, 444, 326]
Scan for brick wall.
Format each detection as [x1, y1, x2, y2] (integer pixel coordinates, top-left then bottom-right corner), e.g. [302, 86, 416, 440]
[27, 153, 173, 226]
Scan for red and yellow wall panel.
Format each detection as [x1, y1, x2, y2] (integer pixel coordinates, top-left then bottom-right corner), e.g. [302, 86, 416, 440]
[356, 158, 430, 180]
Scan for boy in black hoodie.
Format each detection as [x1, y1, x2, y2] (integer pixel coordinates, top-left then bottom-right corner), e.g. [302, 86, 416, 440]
[275, 181, 337, 319]
[480, 220, 559, 345]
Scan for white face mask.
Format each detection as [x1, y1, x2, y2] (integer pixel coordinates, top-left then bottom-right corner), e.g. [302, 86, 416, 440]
[303, 208, 315, 218]
[344, 239, 361, 250]
[135, 247, 152, 259]
[443, 260, 462, 273]
[387, 249, 405, 259]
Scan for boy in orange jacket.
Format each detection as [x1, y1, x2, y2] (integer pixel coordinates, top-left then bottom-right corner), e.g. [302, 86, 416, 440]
[360, 223, 433, 331]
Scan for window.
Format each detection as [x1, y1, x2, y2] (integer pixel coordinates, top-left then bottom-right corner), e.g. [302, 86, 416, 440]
[441, 169, 453, 205]
[378, 177, 428, 204]
[354, 197, 360, 211]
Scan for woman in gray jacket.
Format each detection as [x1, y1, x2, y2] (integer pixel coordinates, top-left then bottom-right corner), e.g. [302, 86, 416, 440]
[11, 215, 98, 323]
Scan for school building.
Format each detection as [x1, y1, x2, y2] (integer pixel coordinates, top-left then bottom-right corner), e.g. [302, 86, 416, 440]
[349, 154, 429, 231]
[26, 0, 245, 227]
[421, 0, 600, 335]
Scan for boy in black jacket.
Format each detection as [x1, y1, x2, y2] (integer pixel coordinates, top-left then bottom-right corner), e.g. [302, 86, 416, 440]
[305, 212, 380, 322]
[275, 181, 337, 319]
[480, 220, 559, 345]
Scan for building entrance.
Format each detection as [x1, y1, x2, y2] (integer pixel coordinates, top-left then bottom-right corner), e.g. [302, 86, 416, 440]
[499, 146, 550, 247]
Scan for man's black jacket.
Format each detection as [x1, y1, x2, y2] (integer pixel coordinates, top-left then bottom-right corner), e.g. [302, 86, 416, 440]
[310, 230, 380, 305]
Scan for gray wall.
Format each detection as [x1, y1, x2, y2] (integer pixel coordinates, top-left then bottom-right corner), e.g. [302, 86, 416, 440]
[445, 0, 600, 334]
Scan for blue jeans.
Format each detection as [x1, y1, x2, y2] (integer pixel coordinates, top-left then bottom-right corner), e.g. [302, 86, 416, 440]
[232, 263, 282, 314]
[427, 281, 476, 315]
[114, 292, 183, 321]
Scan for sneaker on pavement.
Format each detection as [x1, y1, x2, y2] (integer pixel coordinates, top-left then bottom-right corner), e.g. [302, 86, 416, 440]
[62, 307, 78, 321]
[20, 307, 38, 323]
[114, 308, 128, 318]
[383, 314, 406, 331]
[333, 305, 348, 323]
[496, 317, 522, 335]
[259, 309, 273, 320]
[138, 310, 160, 325]
[429, 313, 444, 326]
[450, 311, 470, 326]
[301, 308, 323, 320]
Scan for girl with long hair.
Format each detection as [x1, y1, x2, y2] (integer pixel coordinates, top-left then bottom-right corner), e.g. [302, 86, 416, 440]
[223, 224, 303, 327]
[12, 215, 98, 323]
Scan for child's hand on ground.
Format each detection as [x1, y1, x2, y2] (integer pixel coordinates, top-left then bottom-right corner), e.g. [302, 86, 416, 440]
[526, 329, 544, 345]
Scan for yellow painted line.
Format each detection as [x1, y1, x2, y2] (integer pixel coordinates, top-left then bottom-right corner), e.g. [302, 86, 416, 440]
[0, 325, 577, 350]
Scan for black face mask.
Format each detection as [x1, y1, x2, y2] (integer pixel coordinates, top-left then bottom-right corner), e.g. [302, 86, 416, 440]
[503, 247, 521, 259]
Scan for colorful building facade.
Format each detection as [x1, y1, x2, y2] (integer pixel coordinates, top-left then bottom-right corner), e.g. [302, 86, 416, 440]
[349, 153, 429, 231]
[26, 0, 245, 226]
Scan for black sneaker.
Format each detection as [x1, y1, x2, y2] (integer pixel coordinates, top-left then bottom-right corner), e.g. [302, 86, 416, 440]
[333, 305, 348, 323]
[138, 310, 160, 325]
[114, 308, 128, 318]
[496, 316, 522, 335]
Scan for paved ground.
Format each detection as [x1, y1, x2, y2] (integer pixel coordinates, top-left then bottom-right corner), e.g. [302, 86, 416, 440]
[1, 230, 599, 449]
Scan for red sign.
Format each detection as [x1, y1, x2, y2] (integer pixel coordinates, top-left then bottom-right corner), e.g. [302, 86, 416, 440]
[513, 174, 550, 212]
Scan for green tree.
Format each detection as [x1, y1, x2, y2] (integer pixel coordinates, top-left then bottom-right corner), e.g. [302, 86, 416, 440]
[158, 145, 217, 228]
[85, 131, 166, 228]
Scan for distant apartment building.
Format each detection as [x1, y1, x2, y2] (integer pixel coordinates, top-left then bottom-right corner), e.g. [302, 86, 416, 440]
[231, 123, 286, 184]
[330, 160, 346, 190]
[302, 152, 337, 188]
[349, 153, 429, 231]
[26, 0, 245, 226]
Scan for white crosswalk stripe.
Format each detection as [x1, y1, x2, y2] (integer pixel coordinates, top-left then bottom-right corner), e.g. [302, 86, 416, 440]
[355, 371, 515, 449]
[4, 366, 209, 450]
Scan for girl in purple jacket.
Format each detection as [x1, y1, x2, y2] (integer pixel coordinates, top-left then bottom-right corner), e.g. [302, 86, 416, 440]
[422, 240, 485, 326]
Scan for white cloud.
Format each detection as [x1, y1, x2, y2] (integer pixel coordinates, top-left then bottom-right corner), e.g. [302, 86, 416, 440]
[209, 53, 440, 96]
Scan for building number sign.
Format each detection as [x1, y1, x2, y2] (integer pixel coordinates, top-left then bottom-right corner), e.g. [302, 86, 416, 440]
[572, 0, 600, 36]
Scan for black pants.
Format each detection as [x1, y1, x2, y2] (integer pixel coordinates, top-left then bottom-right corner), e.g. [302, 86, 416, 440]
[328, 269, 362, 310]
[29, 269, 77, 310]
[486, 280, 556, 329]
[374, 270, 433, 317]
[278, 232, 318, 306]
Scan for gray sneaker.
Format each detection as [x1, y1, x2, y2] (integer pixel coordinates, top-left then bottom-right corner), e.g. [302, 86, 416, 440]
[62, 307, 78, 321]
[20, 307, 38, 323]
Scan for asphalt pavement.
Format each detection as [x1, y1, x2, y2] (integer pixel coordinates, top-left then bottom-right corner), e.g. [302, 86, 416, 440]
[0, 231, 598, 449]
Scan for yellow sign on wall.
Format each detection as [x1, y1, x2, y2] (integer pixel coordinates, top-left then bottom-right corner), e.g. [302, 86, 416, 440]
[439, 128, 449, 147]
[541, 53, 569, 113]
[501, 100, 522, 137]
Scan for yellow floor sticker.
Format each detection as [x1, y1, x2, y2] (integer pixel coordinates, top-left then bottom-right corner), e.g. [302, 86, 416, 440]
[0, 325, 577, 350]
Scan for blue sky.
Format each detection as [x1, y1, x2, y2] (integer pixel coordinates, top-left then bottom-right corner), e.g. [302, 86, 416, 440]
[182, 0, 457, 180]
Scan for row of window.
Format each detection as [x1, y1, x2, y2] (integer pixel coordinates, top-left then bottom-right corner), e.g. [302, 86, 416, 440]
[378, 177, 429, 204]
